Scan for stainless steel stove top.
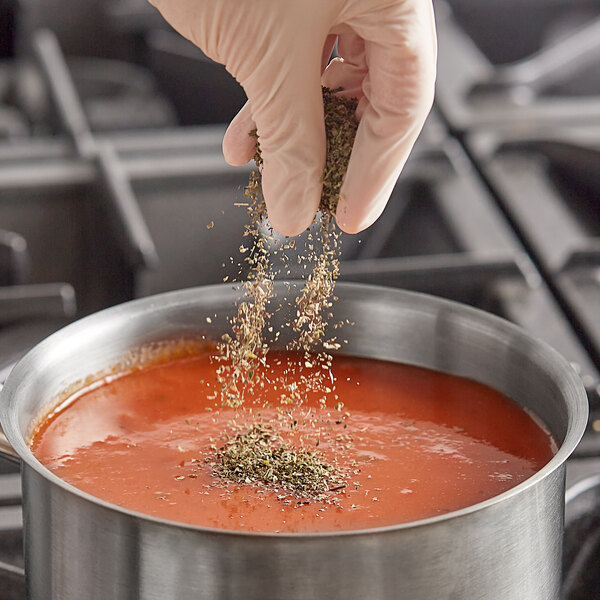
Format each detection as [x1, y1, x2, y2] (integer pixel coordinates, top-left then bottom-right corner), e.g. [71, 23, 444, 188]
[1, 1, 600, 598]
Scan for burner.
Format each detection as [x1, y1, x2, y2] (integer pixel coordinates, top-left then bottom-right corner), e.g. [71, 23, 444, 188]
[467, 124, 600, 407]
[435, 0, 600, 129]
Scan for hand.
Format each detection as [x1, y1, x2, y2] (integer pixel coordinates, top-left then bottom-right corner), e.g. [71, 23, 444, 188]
[148, 0, 437, 236]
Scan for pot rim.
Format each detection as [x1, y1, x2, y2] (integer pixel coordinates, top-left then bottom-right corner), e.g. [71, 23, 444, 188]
[0, 282, 589, 538]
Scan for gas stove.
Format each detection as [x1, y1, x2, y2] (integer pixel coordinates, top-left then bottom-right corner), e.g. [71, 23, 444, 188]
[1, 1, 600, 598]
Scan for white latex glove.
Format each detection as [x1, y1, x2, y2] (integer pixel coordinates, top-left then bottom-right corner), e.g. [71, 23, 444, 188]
[148, 0, 437, 236]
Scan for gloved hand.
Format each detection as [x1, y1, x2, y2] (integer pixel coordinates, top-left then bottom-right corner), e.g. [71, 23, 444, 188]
[148, 0, 437, 236]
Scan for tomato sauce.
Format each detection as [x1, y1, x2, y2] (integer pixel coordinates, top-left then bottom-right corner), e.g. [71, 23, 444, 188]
[30, 351, 555, 533]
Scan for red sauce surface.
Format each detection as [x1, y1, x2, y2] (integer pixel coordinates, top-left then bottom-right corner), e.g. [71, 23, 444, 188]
[30, 351, 555, 533]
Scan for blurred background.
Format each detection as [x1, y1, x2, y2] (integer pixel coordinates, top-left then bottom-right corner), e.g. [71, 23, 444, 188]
[0, 1, 600, 598]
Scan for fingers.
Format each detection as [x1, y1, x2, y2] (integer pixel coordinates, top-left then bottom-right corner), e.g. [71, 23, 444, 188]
[223, 34, 338, 168]
[321, 32, 367, 104]
[222, 103, 255, 166]
[232, 21, 328, 236]
[222, 33, 337, 237]
[249, 56, 326, 236]
[336, 2, 437, 233]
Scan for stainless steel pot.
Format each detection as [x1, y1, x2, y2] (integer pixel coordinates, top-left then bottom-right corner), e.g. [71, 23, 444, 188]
[0, 282, 588, 600]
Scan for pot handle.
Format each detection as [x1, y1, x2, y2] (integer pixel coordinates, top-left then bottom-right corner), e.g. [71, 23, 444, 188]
[0, 383, 20, 464]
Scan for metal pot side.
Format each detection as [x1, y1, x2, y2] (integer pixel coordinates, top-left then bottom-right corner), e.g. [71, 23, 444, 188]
[0, 283, 588, 600]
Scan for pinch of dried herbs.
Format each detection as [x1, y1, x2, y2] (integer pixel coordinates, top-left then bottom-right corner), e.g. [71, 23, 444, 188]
[208, 423, 346, 500]
[319, 86, 359, 217]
